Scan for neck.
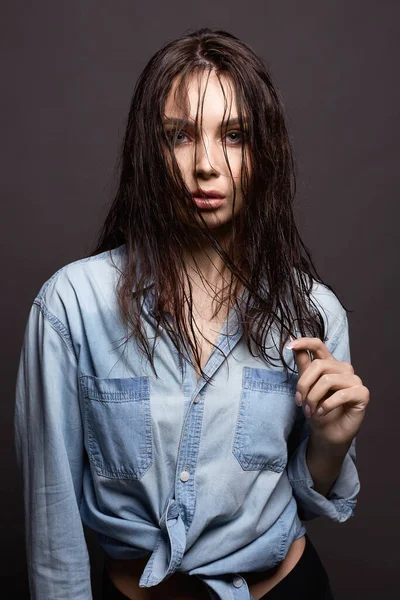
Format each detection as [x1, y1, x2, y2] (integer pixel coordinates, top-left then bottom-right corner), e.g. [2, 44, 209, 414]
[182, 227, 241, 289]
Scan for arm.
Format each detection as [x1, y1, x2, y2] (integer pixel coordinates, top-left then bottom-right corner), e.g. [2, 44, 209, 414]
[286, 312, 360, 522]
[306, 433, 352, 498]
[14, 300, 92, 599]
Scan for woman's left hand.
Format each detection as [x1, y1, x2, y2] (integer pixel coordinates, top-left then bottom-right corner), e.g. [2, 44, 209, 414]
[287, 337, 370, 446]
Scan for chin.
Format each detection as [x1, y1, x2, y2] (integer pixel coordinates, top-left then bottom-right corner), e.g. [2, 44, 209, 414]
[194, 214, 235, 233]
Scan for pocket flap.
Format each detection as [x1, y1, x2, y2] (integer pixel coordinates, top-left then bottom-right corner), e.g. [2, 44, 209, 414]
[80, 375, 150, 402]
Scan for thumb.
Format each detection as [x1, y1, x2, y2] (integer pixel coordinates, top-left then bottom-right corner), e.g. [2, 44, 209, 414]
[290, 335, 312, 377]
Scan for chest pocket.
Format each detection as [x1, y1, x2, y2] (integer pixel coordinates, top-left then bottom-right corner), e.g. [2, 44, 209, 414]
[232, 367, 298, 473]
[80, 375, 152, 480]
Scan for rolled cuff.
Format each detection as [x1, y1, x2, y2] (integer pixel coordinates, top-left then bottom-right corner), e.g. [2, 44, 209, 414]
[287, 436, 360, 523]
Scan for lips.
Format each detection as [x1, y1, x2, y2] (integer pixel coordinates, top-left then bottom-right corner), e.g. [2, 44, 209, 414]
[191, 189, 225, 199]
[192, 196, 225, 210]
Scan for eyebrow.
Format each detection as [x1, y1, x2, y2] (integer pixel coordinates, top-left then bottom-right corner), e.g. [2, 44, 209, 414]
[162, 116, 248, 127]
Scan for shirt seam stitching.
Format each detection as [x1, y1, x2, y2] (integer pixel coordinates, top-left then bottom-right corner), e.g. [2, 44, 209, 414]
[326, 313, 347, 355]
[33, 298, 78, 363]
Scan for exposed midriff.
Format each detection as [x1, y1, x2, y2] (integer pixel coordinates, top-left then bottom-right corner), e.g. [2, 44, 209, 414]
[105, 534, 306, 600]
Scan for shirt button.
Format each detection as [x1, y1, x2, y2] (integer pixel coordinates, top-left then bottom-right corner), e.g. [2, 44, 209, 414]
[179, 470, 190, 482]
[193, 395, 200, 404]
[232, 576, 243, 588]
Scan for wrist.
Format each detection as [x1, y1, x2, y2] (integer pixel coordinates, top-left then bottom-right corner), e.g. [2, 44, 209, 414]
[308, 431, 353, 457]
[306, 436, 350, 497]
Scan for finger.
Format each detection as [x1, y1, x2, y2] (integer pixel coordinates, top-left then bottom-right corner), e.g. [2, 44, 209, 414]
[286, 337, 332, 362]
[313, 385, 370, 417]
[297, 359, 357, 409]
[305, 373, 363, 416]
[292, 346, 312, 378]
[289, 336, 312, 378]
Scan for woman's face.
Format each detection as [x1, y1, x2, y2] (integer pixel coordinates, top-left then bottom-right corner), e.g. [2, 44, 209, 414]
[163, 70, 250, 232]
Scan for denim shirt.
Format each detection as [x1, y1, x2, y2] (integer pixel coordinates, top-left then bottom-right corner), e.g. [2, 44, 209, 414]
[14, 244, 360, 600]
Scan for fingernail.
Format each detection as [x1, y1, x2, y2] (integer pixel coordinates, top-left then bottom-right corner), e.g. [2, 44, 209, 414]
[304, 404, 311, 418]
[286, 335, 297, 350]
[295, 391, 302, 406]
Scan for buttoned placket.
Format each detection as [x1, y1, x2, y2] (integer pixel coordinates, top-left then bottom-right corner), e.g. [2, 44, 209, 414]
[141, 296, 248, 594]
[174, 305, 243, 533]
[198, 572, 255, 599]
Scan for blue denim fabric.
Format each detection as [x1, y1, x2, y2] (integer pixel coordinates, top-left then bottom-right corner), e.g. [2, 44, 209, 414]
[14, 244, 360, 600]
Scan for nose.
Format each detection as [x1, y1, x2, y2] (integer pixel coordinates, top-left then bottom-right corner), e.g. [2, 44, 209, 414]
[194, 135, 220, 177]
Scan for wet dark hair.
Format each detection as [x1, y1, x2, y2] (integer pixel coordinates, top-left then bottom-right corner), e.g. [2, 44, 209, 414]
[88, 27, 350, 382]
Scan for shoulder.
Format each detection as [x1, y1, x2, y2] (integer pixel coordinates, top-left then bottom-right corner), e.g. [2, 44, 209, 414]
[308, 278, 349, 350]
[309, 279, 346, 322]
[32, 244, 127, 321]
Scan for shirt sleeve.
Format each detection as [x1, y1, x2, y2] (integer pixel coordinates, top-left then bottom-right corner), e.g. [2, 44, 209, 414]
[286, 311, 360, 523]
[14, 299, 92, 599]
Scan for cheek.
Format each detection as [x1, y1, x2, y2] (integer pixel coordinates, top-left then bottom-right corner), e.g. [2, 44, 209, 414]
[164, 146, 185, 166]
[171, 150, 192, 179]
[227, 148, 248, 179]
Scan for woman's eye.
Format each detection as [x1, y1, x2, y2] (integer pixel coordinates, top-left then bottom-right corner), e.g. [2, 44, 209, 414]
[226, 130, 244, 144]
[165, 129, 246, 145]
[165, 130, 188, 144]
[176, 131, 188, 143]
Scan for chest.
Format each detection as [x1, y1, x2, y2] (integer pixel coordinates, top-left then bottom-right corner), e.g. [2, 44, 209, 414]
[182, 300, 229, 383]
[79, 288, 301, 486]
[195, 322, 226, 381]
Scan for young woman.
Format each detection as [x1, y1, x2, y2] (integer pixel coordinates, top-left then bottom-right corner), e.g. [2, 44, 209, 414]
[14, 28, 369, 600]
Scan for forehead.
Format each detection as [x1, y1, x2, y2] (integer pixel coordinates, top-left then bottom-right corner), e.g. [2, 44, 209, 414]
[164, 70, 238, 120]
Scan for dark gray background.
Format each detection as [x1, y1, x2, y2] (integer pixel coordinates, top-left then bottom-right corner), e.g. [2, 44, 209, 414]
[2, 1, 398, 598]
